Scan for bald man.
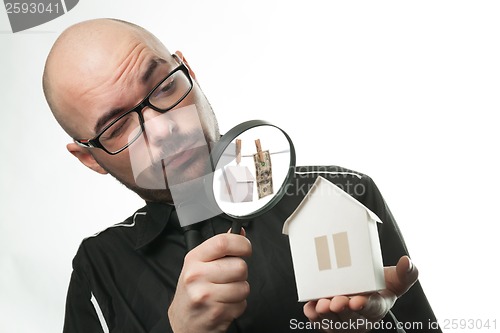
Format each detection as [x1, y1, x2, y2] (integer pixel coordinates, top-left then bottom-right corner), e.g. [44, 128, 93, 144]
[43, 19, 440, 333]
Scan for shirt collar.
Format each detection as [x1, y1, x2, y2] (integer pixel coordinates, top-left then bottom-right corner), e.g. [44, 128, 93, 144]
[135, 201, 177, 250]
[135, 199, 253, 250]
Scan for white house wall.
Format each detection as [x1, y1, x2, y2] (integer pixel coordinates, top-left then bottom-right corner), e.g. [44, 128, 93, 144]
[287, 181, 382, 301]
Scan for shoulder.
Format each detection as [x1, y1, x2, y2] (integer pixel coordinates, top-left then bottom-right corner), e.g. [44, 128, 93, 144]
[71, 206, 148, 268]
[83, 206, 148, 241]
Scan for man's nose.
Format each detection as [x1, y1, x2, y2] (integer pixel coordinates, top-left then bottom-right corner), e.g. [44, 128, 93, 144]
[141, 107, 176, 146]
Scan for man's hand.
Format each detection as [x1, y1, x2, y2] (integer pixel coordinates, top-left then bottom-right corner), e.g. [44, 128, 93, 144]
[303, 256, 419, 333]
[168, 232, 252, 333]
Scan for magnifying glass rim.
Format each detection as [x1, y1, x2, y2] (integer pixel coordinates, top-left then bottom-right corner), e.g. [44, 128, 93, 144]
[208, 119, 296, 220]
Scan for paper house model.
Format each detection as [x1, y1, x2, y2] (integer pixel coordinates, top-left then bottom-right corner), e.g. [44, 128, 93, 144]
[223, 165, 255, 202]
[282, 176, 385, 301]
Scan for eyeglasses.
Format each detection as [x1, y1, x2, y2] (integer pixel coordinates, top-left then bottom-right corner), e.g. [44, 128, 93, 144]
[74, 55, 193, 155]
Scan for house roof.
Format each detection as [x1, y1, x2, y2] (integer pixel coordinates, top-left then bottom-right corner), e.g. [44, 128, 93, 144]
[282, 176, 382, 235]
[225, 165, 255, 183]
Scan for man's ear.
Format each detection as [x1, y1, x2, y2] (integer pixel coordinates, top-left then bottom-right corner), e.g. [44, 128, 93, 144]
[174, 50, 197, 80]
[67, 143, 108, 175]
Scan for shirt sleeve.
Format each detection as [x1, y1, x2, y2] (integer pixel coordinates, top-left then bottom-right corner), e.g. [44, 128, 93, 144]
[63, 267, 107, 333]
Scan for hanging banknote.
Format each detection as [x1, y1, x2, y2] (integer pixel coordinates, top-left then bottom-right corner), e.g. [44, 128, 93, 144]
[253, 150, 273, 199]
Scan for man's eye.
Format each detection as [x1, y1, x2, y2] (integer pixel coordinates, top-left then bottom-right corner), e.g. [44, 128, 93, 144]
[110, 122, 127, 137]
[102, 118, 130, 141]
[155, 79, 176, 97]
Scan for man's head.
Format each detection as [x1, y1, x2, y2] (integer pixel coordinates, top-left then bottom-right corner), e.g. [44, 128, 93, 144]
[43, 19, 220, 203]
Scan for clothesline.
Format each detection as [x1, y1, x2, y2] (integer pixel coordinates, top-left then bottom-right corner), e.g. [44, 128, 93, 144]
[221, 149, 290, 158]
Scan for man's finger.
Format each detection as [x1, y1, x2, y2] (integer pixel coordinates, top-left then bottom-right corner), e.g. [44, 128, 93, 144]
[303, 301, 320, 321]
[205, 257, 249, 283]
[315, 298, 333, 314]
[211, 281, 251, 303]
[188, 233, 252, 262]
[356, 293, 389, 320]
[397, 256, 419, 285]
[384, 256, 419, 298]
[227, 227, 246, 237]
[328, 295, 350, 313]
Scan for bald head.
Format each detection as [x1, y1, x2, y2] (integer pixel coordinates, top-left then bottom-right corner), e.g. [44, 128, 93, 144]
[43, 19, 172, 138]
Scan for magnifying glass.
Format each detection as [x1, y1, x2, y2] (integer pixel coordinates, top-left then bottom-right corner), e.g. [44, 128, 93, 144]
[180, 120, 296, 250]
[208, 120, 296, 235]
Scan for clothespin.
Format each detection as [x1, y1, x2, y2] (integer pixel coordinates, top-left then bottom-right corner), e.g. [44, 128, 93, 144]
[236, 139, 242, 165]
[255, 139, 265, 163]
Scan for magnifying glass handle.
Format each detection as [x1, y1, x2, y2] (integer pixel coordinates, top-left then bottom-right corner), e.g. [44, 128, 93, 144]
[231, 219, 243, 235]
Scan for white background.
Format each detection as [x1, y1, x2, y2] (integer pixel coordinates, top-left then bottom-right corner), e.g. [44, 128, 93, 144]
[1, 1, 499, 332]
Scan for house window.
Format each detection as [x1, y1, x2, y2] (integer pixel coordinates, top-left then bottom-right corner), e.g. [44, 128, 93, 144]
[314, 232, 352, 271]
[314, 235, 332, 270]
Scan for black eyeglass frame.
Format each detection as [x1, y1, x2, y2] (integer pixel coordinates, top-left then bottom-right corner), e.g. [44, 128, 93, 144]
[74, 55, 193, 155]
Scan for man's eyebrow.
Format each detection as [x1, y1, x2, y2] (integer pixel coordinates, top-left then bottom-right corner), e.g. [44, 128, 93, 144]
[94, 107, 127, 135]
[141, 58, 167, 84]
[93, 58, 170, 135]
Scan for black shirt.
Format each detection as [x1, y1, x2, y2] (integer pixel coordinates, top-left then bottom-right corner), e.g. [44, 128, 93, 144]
[63, 165, 441, 333]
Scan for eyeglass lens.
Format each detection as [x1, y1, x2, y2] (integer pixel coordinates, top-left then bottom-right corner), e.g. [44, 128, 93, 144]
[99, 69, 191, 153]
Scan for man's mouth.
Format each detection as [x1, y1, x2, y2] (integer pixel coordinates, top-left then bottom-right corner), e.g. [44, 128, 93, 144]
[162, 144, 199, 170]
[132, 122, 215, 186]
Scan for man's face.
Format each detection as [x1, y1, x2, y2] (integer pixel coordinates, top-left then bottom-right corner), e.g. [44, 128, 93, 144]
[54, 27, 219, 202]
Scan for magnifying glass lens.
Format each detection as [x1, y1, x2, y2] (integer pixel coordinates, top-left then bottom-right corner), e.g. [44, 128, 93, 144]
[211, 123, 294, 219]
